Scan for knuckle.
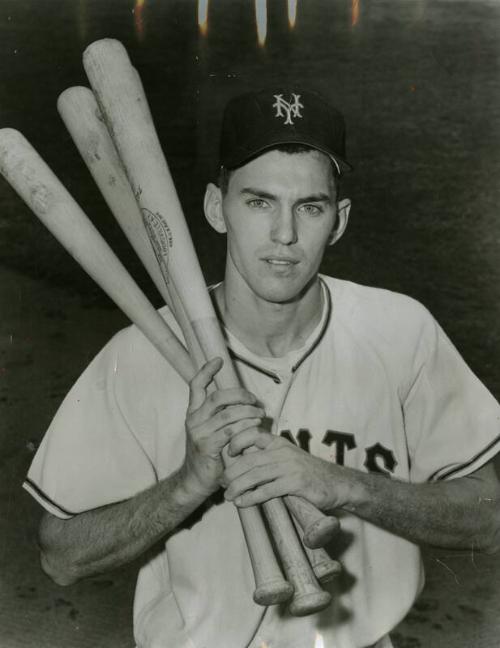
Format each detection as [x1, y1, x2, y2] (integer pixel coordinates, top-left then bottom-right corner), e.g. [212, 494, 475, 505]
[208, 391, 221, 407]
[257, 484, 273, 501]
[240, 389, 256, 403]
[275, 438, 289, 452]
[237, 419, 256, 433]
[191, 439, 203, 454]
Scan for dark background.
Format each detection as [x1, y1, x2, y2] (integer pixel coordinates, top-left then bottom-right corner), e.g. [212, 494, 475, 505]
[0, 1, 499, 646]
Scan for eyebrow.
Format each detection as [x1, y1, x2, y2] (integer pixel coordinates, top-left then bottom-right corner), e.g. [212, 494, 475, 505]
[240, 187, 332, 204]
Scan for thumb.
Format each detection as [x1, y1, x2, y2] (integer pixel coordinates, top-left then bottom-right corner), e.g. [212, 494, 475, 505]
[188, 357, 223, 412]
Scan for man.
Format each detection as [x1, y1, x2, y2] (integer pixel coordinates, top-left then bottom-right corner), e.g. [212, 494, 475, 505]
[24, 89, 500, 648]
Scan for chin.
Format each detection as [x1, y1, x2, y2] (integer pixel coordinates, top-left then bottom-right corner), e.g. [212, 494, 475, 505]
[253, 276, 313, 304]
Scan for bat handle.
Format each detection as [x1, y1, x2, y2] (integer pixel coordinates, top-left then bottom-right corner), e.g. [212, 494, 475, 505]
[262, 499, 332, 616]
[237, 506, 294, 605]
[285, 495, 340, 549]
[304, 545, 342, 584]
[289, 514, 342, 584]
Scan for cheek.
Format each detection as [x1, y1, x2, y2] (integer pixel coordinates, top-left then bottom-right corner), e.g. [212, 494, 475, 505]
[303, 227, 333, 259]
[227, 221, 265, 257]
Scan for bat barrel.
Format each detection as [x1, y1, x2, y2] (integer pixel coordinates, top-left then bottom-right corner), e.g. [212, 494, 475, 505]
[0, 128, 193, 384]
[57, 86, 206, 367]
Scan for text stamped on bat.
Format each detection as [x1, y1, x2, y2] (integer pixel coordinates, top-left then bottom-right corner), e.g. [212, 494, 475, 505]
[141, 208, 173, 283]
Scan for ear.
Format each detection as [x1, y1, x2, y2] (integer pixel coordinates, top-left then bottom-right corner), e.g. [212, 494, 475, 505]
[328, 198, 351, 246]
[204, 183, 227, 234]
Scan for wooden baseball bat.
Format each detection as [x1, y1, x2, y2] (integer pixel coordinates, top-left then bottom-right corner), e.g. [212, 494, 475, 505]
[83, 38, 331, 615]
[84, 40, 336, 614]
[57, 84, 341, 585]
[0, 126, 291, 606]
[0, 122, 336, 596]
[0, 128, 193, 384]
[74, 51, 295, 605]
[57, 84, 338, 546]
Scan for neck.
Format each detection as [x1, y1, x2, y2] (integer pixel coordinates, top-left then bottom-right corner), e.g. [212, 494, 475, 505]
[214, 273, 324, 358]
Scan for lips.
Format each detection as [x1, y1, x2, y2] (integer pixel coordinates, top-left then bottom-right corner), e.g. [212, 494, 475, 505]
[262, 255, 300, 265]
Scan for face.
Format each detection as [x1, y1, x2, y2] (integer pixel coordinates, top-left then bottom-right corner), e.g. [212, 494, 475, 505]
[206, 149, 345, 304]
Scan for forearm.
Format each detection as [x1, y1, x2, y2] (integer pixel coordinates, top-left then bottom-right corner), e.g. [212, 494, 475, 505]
[339, 464, 500, 552]
[38, 361, 262, 586]
[38, 465, 210, 585]
[224, 433, 500, 553]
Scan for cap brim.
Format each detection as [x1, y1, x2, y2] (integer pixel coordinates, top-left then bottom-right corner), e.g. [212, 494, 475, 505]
[224, 136, 353, 175]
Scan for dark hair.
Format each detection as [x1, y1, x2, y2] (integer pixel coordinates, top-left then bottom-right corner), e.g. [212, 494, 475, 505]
[217, 144, 340, 197]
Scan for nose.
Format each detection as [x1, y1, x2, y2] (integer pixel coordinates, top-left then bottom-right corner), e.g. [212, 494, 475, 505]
[270, 209, 298, 245]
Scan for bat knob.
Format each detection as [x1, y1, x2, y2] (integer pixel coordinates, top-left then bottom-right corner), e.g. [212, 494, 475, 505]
[288, 588, 332, 617]
[303, 516, 340, 549]
[313, 557, 342, 584]
[253, 579, 294, 606]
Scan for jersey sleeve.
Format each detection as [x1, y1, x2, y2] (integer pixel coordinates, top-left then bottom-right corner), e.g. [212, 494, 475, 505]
[23, 326, 172, 519]
[403, 313, 500, 482]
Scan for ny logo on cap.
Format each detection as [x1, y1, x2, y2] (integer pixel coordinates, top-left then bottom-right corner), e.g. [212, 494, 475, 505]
[273, 93, 304, 125]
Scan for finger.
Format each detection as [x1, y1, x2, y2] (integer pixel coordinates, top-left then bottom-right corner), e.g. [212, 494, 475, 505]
[188, 357, 223, 413]
[189, 407, 264, 444]
[205, 388, 259, 415]
[225, 463, 283, 501]
[224, 448, 283, 483]
[232, 478, 290, 507]
[191, 417, 263, 457]
[223, 418, 264, 440]
[188, 387, 260, 426]
[210, 404, 265, 432]
[208, 417, 262, 457]
[227, 427, 274, 457]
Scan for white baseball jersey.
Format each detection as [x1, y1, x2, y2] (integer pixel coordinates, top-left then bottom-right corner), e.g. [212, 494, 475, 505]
[24, 276, 500, 648]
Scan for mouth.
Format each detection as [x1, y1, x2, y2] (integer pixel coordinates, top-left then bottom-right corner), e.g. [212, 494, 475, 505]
[262, 256, 300, 266]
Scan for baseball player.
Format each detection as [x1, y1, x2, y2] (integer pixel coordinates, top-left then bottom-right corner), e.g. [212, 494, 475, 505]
[24, 89, 500, 648]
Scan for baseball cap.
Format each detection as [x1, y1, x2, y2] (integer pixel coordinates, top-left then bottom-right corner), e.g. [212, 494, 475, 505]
[219, 88, 352, 175]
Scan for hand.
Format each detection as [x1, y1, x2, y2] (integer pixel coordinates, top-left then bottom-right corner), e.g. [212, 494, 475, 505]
[223, 429, 351, 511]
[181, 358, 265, 498]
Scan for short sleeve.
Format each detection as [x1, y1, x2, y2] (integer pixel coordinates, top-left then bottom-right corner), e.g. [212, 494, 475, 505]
[403, 315, 500, 482]
[23, 327, 164, 519]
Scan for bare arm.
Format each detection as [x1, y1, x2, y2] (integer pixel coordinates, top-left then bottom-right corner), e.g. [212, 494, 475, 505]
[223, 431, 500, 554]
[39, 466, 207, 585]
[38, 358, 264, 585]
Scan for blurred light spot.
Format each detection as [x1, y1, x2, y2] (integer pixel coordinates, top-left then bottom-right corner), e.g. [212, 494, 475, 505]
[288, 0, 298, 28]
[255, 0, 268, 47]
[315, 633, 325, 648]
[351, 0, 360, 27]
[198, 0, 209, 35]
[135, 0, 146, 42]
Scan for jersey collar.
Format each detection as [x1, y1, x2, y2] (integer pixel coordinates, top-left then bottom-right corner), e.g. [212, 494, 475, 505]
[211, 277, 332, 383]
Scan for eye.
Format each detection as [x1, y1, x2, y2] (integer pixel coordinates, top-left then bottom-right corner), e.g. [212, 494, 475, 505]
[247, 198, 269, 209]
[298, 203, 323, 216]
